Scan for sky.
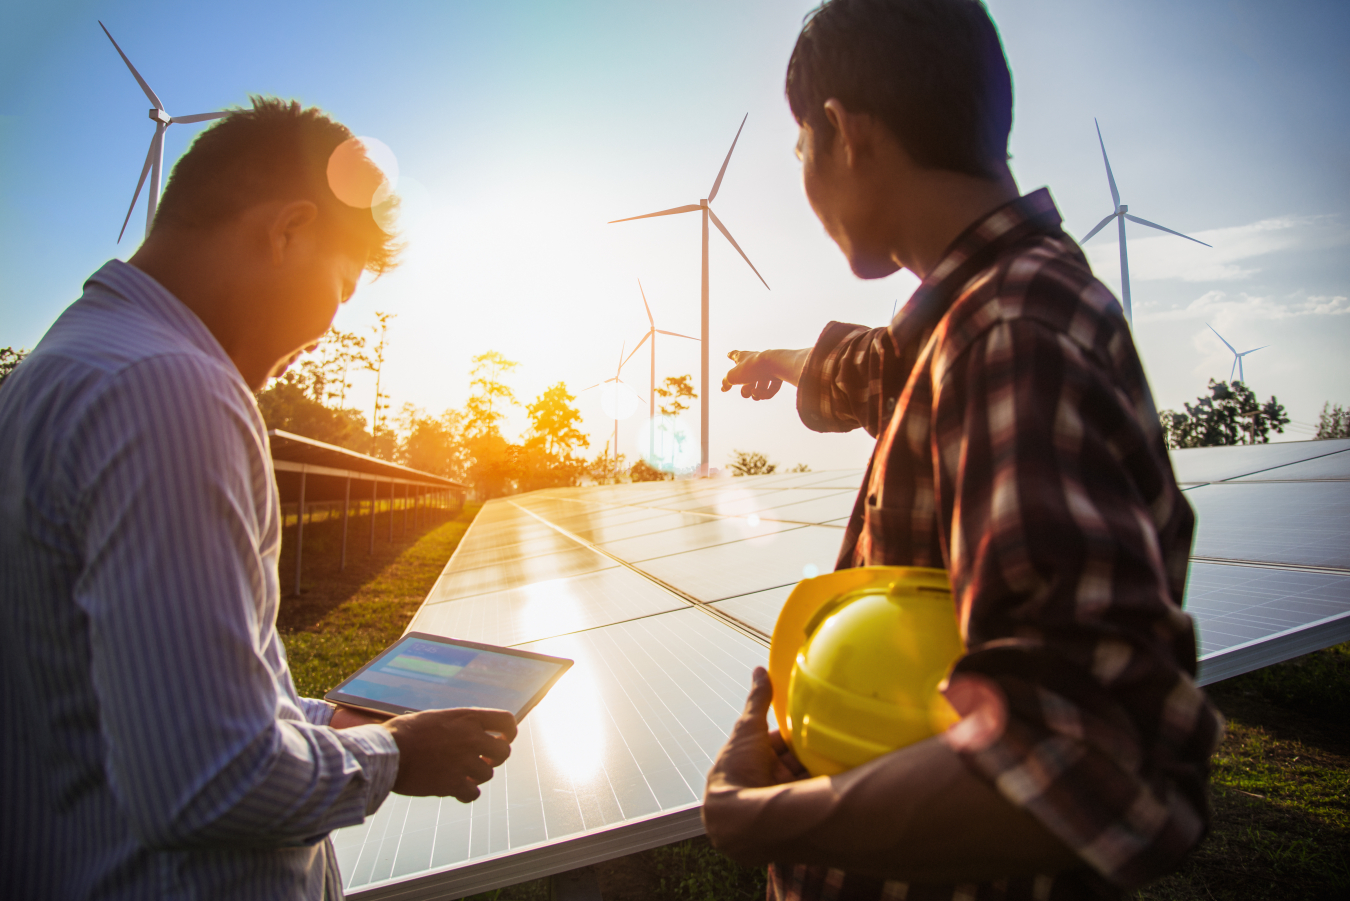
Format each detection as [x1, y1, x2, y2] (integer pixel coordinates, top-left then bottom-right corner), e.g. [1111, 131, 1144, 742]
[3, 0, 1348, 472]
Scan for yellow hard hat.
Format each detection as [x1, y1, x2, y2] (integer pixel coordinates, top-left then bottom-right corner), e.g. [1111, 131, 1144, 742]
[769, 566, 965, 777]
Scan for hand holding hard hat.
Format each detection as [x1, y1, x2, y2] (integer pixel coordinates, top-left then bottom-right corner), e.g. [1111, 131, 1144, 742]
[769, 566, 966, 777]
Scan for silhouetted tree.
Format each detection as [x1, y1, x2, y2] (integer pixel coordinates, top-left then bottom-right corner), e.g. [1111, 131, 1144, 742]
[1160, 380, 1290, 449]
[0, 347, 28, 388]
[729, 450, 777, 476]
[630, 459, 672, 482]
[1316, 403, 1350, 439]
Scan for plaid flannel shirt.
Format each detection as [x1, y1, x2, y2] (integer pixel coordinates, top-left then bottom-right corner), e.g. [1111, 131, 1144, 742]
[774, 189, 1222, 900]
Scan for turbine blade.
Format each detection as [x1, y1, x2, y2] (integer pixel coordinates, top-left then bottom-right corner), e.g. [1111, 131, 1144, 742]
[117, 136, 157, 243]
[1207, 323, 1238, 355]
[655, 329, 698, 341]
[99, 21, 164, 110]
[1094, 118, 1120, 209]
[707, 207, 769, 290]
[1123, 214, 1211, 247]
[638, 279, 654, 327]
[609, 203, 701, 224]
[581, 381, 603, 392]
[623, 332, 651, 369]
[1080, 212, 1116, 244]
[171, 110, 230, 124]
[708, 113, 748, 204]
[1239, 345, 1269, 357]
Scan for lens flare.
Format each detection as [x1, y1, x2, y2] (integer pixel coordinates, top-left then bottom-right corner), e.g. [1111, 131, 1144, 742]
[530, 637, 605, 782]
[326, 135, 399, 210]
[634, 414, 698, 473]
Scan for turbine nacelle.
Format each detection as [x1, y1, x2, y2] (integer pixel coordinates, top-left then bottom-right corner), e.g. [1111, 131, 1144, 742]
[1080, 118, 1210, 324]
[149, 108, 171, 124]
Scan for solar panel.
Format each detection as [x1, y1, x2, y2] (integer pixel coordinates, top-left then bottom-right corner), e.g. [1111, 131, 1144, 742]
[340, 444, 1350, 898]
[1187, 482, 1350, 570]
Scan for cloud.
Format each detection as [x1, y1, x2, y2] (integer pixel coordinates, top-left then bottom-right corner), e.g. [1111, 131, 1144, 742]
[1136, 288, 1350, 324]
[1081, 214, 1350, 284]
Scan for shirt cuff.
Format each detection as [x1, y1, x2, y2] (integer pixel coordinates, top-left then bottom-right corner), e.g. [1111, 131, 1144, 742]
[299, 696, 337, 726]
[796, 321, 870, 434]
[338, 723, 402, 816]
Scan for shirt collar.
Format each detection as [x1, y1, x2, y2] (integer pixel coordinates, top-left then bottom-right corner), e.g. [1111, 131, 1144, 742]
[887, 187, 1064, 355]
[85, 259, 238, 375]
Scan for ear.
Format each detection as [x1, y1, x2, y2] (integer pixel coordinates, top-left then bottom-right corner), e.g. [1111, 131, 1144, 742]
[822, 98, 868, 168]
[267, 200, 320, 267]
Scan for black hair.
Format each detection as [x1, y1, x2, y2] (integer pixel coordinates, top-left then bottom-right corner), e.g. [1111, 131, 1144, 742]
[154, 96, 400, 274]
[786, 0, 1013, 178]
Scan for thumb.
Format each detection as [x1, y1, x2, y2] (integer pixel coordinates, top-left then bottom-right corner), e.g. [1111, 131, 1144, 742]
[741, 667, 773, 721]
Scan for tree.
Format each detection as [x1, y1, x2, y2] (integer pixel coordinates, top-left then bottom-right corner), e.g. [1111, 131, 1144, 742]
[465, 350, 520, 437]
[788, 463, 812, 472]
[255, 368, 368, 448]
[398, 404, 469, 480]
[729, 450, 777, 476]
[526, 382, 588, 458]
[1316, 403, 1350, 439]
[366, 312, 396, 441]
[630, 458, 672, 482]
[0, 346, 28, 388]
[1160, 380, 1291, 449]
[654, 374, 696, 417]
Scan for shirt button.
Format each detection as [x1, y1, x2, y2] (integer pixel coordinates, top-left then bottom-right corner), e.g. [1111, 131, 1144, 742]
[885, 397, 896, 412]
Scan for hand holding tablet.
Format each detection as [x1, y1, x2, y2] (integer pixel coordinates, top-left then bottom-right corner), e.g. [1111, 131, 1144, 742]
[326, 633, 574, 801]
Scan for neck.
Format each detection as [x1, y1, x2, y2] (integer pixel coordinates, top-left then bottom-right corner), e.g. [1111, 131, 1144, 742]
[889, 166, 1020, 279]
[128, 229, 273, 390]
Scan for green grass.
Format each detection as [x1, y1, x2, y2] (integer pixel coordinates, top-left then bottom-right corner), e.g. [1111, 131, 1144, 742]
[276, 511, 1348, 900]
[1135, 642, 1350, 900]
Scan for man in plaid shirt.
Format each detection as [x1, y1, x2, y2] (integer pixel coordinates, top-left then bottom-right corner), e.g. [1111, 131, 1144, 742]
[706, 1, 1222, 898]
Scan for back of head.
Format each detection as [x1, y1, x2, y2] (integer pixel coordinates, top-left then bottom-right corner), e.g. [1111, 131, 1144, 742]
[153, 97, 399, 274]
[787, 0, 1013, 179]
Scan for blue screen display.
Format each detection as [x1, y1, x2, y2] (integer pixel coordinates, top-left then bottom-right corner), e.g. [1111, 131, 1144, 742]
[339, 638, 562, 715]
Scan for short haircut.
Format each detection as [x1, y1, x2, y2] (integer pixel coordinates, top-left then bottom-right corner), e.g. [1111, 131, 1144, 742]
[154, 96, 400, 274]
[786, 0, 1013, 179]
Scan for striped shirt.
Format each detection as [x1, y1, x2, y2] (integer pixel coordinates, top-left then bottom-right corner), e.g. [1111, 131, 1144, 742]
[776, 189, 1222, 899]
[0, 260, 399, 899]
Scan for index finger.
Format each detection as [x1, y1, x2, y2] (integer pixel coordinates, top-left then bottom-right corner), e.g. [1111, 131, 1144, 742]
[468, 708, 518, 742]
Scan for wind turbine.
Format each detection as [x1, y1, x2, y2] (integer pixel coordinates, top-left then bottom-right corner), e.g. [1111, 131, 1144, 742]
[1207, 324, 1268, 384]
[620, 279, 699, 466]
[582, 342, 646, 480]
[1080, 118, 1211, 325]
[99, 21, 230, 242]
[610, 114, 769, 476]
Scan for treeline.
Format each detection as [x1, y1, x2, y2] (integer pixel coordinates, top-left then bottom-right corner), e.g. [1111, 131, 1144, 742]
[254, 327, 692, 499]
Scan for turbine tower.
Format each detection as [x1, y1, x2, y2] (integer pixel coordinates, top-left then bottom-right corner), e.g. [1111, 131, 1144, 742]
[621, 279, 699, 466]
[1208, 324, 1268, 384]
[610, 114, 769, 476]
[582, 342, 645, 480]
[100, 21, 229, 242]
[1080, 118, 1211, 325]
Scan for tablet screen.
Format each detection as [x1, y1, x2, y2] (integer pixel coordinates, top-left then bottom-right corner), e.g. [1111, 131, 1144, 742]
[325, 633, 572, 719]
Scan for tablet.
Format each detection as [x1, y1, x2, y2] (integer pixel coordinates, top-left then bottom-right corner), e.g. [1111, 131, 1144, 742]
[324, 632, 573, 720]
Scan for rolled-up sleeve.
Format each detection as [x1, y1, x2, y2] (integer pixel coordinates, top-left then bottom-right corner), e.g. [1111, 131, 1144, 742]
[68, 354, 399, 850]
[796, 322, 897, 437]
[933, 318, 1223, 889]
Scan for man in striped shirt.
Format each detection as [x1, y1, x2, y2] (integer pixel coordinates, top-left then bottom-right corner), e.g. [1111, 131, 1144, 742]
[706, 1, 1222, 898]
[0, 99, 515, 899]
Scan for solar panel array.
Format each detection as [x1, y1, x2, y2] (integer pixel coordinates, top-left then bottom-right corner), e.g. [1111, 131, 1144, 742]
[339, 439, 1350, 899]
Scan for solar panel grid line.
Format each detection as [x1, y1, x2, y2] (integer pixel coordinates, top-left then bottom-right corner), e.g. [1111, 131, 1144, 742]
[1189, 556, 1350, 578]
[1197, 609, 1350, 685]
[507, 499, 773, 646]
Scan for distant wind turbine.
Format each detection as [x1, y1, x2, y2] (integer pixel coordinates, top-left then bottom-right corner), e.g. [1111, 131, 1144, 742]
[610, 114, 769, 476]
[1080, 118, 1211, 325]
[582, 342, 646, 479]
[621, 280, 699, 465]
[1207, 324, 1268, 384]
[99, 21, 230, 242]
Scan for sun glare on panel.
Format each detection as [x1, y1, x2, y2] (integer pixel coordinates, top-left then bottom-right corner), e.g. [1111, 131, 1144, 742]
[531, 637, 605, 782]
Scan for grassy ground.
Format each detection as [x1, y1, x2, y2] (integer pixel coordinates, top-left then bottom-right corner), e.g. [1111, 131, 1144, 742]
[276, 508, 1347, 900]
